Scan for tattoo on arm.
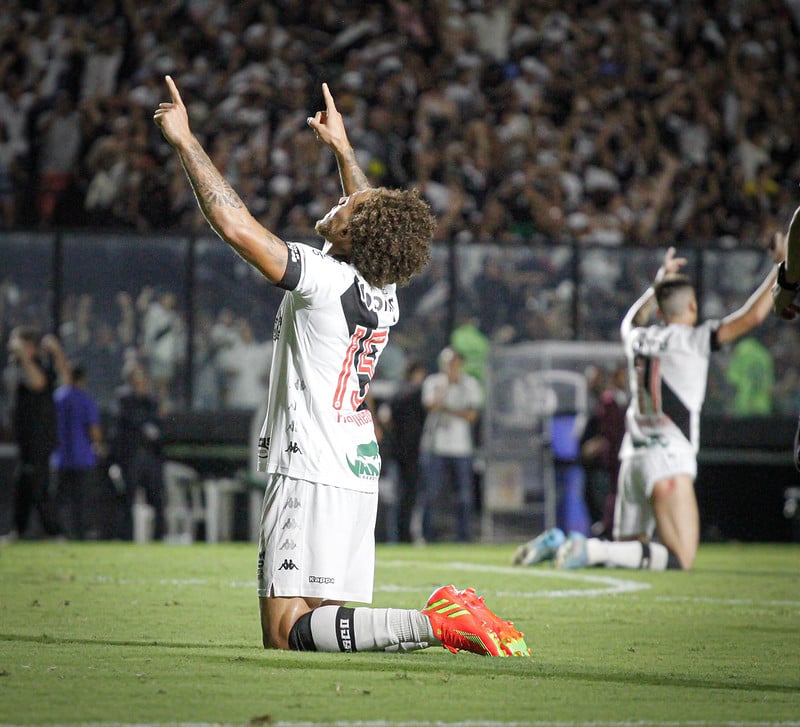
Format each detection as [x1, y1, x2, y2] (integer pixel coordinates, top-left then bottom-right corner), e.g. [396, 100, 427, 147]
[182, 140, 244, 218]
[339, 147, 369, 193]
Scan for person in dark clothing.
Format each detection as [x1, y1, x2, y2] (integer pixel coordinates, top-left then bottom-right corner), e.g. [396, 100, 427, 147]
[388, 360, 428, 543]
[579, 362, 627, 538]
[6, 326, 67, 538]
[53, 362, 104, 540]
[111, 360, 165, 540]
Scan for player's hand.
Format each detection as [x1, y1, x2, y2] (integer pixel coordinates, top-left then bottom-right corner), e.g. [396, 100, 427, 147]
[654, 246, 688, 283]
[307, 83, 349, 151]
[772, 283, 800, 320]
[767, 228, 788, 264]
[153, 76, 192, 148]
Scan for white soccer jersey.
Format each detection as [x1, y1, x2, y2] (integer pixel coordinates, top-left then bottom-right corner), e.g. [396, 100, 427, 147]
[619, 319, 720, 459]
[257, 241, 398, 494]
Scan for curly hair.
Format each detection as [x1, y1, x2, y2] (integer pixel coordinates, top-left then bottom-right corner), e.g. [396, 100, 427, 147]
[348, 187, 434, 288]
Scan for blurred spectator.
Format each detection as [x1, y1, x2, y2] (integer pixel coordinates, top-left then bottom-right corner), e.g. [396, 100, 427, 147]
[109, 360, 166, 541]
[138, 287, 186, 409]
[53, 362, 104, 540]
[0, 118, 24, 228]
[726, 335, 775, 416]
[418, 347, 483, 543]
[217, 319, 272, 410]
[4, 327, 67, 539]
[579, 361, 627, 538]
[34, 91, 82, 227]
[388, 360, 428, 543]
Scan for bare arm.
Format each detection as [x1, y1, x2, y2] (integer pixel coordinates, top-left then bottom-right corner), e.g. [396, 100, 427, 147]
[41, 334, 69, 386]
[717, 264, 778, 345]
[307, 83, 370, 195]
[13, 348, 48, 391]
[772, 204, 800, 319]
[153, 76, 288, 284]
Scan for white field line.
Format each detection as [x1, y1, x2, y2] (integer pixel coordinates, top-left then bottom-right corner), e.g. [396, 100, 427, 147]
[43, 560, 800, 608]
[379, 559, 650, 598]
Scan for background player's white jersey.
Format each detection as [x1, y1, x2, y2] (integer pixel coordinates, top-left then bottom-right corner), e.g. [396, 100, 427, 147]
[620, 319, 720, 458]
[257, 242, 398, 494]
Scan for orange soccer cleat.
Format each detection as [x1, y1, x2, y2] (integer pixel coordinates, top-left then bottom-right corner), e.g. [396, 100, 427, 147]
[422, 585, 530, 657]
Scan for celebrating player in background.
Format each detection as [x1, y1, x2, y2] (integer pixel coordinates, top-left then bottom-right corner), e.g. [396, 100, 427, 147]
[515, 245, 780, 572]
[769, 202, 800, 470]
[154, 77, 528, 656]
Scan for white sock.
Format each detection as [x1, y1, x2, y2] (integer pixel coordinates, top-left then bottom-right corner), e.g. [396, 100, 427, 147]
[308, 605, 434, 652]
[586, 539, 669, 570]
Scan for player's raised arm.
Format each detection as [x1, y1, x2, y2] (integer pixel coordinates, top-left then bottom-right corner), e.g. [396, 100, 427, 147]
[772, 203, 800, 320]
[716, 257, 778, 344]
[307, 82, 370, 196]
[153, 75, 288, 284]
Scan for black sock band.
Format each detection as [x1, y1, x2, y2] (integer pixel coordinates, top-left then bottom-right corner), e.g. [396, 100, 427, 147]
[335, 606, 357, 652]
[288, 611, 316, 651]
[666, 550, 682, 570]
[639, 542, 651, 569]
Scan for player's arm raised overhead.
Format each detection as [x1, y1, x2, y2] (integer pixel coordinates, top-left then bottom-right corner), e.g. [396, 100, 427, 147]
[153, 75, 288, 284]
[772, 203, 800, 320]
[307, 82, 370, 196]
[620, 246, 687, 338]
[716, 253, 779, 345]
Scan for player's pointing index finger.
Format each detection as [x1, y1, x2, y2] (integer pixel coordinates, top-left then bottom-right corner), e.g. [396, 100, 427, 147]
[321, 82, 337, 113]
[165, 75, 183, 106]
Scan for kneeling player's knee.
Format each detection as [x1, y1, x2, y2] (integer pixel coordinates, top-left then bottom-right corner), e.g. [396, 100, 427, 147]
[287, 611, 316, 651]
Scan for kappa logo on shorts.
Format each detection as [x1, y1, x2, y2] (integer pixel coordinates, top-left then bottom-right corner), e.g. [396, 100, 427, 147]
[309, 575, 334, 584]
[279, 538, 297, 550]
[286, 497, 301, 508]
[282, 517, 298, 530]
[278, 559, 299, 571]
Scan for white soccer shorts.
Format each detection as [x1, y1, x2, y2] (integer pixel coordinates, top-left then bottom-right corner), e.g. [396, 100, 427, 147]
[257, 474, 378, 603]
[614, 445, 697, 540]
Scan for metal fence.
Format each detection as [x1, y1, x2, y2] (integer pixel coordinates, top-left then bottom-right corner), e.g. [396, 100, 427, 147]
[1, 230, 795, 427]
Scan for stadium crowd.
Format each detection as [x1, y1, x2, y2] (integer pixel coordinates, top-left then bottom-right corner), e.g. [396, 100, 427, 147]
[0, 0, 798, 247]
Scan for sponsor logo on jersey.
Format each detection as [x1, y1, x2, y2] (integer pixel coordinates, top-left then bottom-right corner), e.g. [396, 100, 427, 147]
[282, 517, 298, 530]
[278, 559, 298, 571]
[285, 441, 302, 454]
[308, 575, 335, 584]
[346, 440, 381, 479]
[336, 410, 373, 426]
[279, 538, 297, 550]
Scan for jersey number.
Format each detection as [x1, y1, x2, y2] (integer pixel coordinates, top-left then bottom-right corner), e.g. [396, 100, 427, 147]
[333, 325, 387, 410]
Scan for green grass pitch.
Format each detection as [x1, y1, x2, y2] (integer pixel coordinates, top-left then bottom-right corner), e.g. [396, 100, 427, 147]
[0, 541, 798, 726]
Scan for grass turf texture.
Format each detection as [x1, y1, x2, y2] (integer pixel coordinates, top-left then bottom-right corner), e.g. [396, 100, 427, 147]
[0, 542, 798, 726]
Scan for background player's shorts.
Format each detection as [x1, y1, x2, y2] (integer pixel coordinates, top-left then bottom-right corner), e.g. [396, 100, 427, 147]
[613, 445, 697, 540]
[257, 473, 378, 602]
